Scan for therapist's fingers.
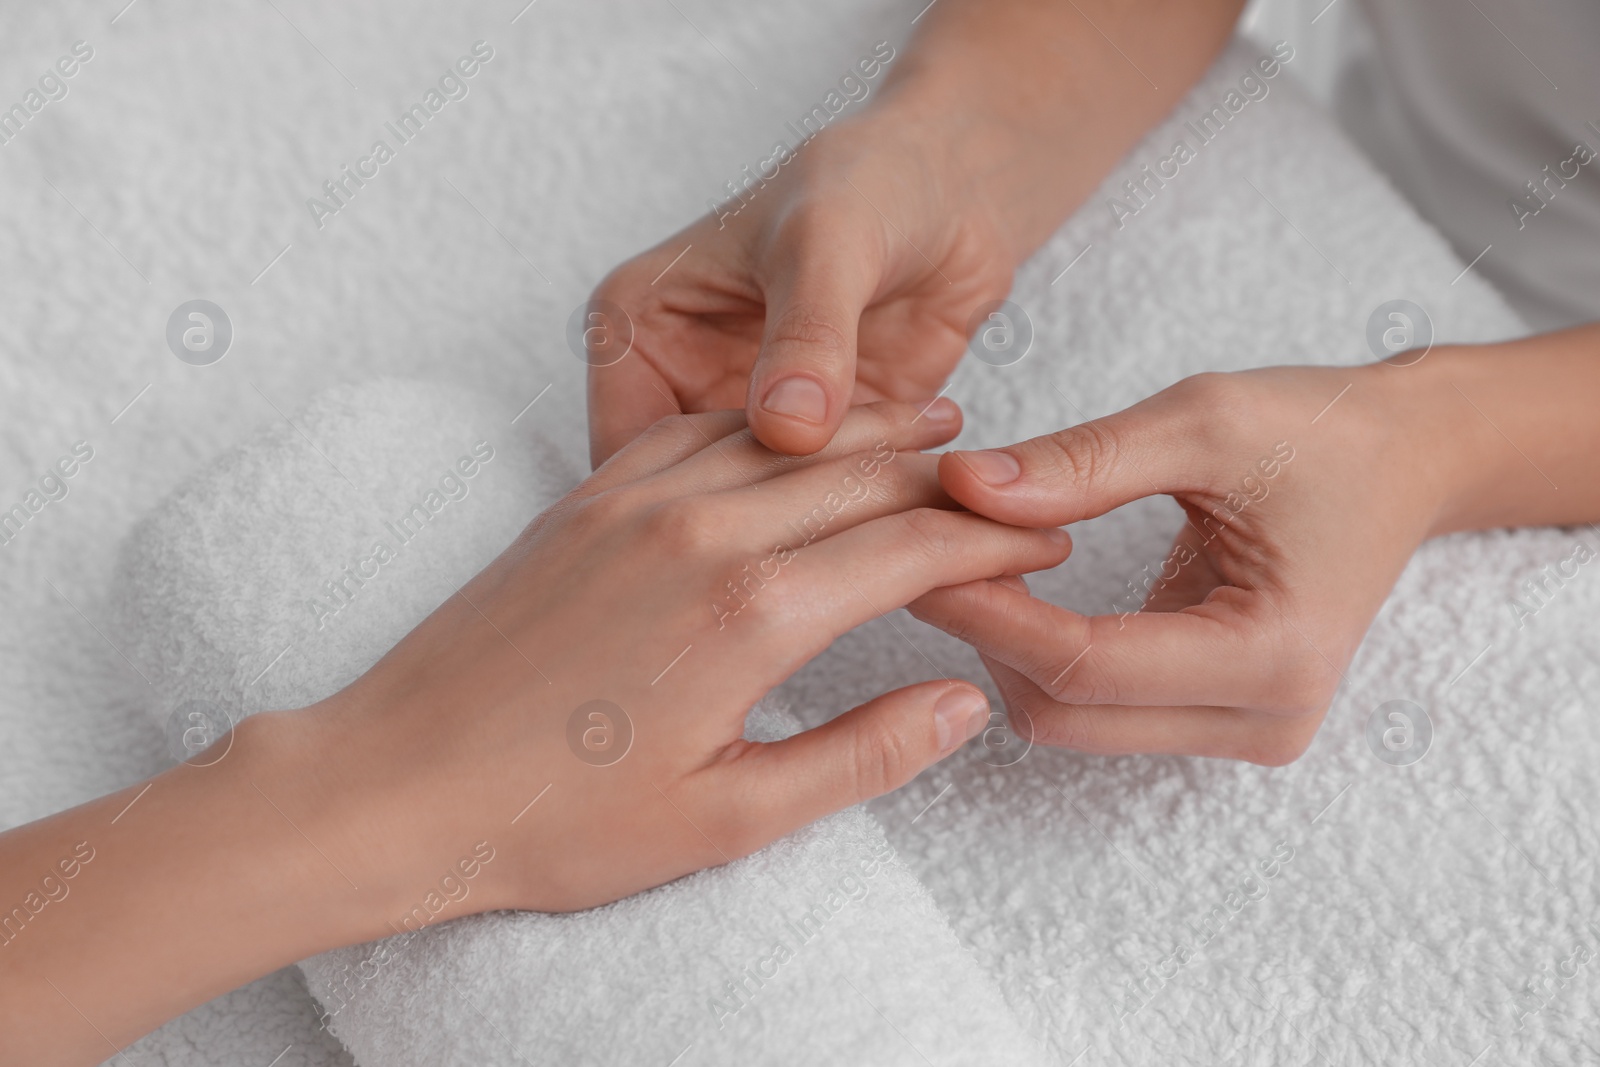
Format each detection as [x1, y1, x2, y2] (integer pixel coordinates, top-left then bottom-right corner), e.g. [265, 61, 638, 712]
[981, 657, 1319, 765]
[908, 576, 1333, 713]
[583, 267, 690, 469]
[745, 206, 878, 456]
[704, 680, 989, 853]
[586, 348, 680, 470]
[936, 377, 1222, 527]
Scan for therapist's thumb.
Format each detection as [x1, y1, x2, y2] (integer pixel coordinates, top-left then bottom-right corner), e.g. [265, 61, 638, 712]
[939, 391, 1205, 527]
[746, 251, 870, 456]
[731, 681, 988, 842]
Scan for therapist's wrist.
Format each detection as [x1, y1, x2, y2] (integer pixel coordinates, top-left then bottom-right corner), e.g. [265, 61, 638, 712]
[864, 79, 1063, 266]
[1378, 343, 1520, 538]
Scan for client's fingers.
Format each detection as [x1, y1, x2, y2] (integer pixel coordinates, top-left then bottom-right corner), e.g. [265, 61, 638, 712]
[714, 681, 989, 849]
[983, 657, 1321, 766]
[703, 513, 1067, 682]
[715, 452, 951, 546]
[909, 578, 1290, 711]
[577, 410, 751, 497]
[640, 397, 962, 498]
[778, 510, 1071, 639]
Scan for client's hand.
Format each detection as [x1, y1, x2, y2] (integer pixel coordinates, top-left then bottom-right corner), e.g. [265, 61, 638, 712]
[584, 114, 1014, 465]
[0, 398, 1071, 1066]
[280, 398, 1070, 914]
[908, 364, 1461, 765]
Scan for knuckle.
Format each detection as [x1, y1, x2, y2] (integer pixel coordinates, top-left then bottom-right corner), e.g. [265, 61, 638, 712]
[848, 451, 927, 504]
[762, 300, 852, 361]
[850, 719, 918, 801]
[772, 192, 855, 245]
[898, 508, 960, 561]
[640, 412, 701, 448]
[840, 399, 904, 438]
[1044, 655, 1119, 707]
[569, 488, 635, 534]
[1028, 617, 1099, 704]
[729, 573, 791, 630]
[1044, 420, 1119, 496]
[913, 584, 978, 642]
[1033, 703, 1113, 754]
[642, 499, 726, 554]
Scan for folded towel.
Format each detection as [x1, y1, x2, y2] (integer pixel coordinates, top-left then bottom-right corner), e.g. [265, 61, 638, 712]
[113, 380, 1049, 1066]
[95, 16, 1600, 1067]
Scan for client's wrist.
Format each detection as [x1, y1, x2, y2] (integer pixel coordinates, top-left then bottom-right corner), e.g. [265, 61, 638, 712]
[266, 687, 545, 927]
[244, 702, 470, 938]
[228, 709, 417, 943]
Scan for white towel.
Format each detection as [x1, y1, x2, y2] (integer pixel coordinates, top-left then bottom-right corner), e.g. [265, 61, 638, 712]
[43, 8, 1594, 1067]
[113, 380, 1050, 1067]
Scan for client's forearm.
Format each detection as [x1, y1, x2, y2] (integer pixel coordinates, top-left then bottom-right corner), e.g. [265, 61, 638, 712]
[0, 714, 414, 1067]
[874, 0, 1246, 262]
[1409, 323, 1600, 535]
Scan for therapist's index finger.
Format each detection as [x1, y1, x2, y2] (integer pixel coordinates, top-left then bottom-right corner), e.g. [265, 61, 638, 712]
[909, 579, 1298, 713]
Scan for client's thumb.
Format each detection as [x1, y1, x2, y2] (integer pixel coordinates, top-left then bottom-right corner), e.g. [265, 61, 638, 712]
[732, 682, 988, 840]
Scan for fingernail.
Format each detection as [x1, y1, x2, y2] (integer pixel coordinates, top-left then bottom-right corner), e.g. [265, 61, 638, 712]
[923, 397, 959, 422]
[761, 377, 828, 424]
[956, 449, 1021, 486]
[1044, 526, 1071, 547]
[934, 688, 990, 752]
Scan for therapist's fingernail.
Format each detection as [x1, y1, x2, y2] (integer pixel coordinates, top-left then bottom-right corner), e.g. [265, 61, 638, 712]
[922, 397, 959, 422]
[956, 449, 1021, 486]
[761, 377, 828, 424]
[934, 688, 989, 753]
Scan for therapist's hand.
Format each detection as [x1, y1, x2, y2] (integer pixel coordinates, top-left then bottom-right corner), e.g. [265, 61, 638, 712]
[908, 364, 1465, 765]
[584, 0, 1250, 467]
[584, 114, 1014, 466]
